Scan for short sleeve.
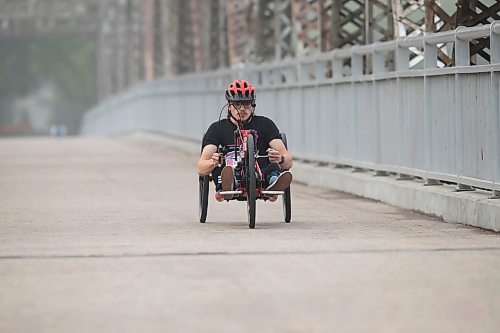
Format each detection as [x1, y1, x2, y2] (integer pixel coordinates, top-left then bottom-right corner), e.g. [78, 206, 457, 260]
[265, 118, 281, 141]
[202, 122, 220, 148]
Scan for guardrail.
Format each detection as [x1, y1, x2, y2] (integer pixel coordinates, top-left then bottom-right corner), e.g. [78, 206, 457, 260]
[82, 22, 500, 197]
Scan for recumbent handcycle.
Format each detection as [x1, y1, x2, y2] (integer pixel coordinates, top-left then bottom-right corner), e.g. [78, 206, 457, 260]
[199, 128, 291, 229]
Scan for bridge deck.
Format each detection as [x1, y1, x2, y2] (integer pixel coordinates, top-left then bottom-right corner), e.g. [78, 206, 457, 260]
[0, 136, 499, 332]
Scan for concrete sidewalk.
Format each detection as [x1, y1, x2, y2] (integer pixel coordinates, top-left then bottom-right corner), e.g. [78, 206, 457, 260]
[0, 135, 499, 333]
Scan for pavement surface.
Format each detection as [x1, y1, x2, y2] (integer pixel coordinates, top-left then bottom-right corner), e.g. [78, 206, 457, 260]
[1, 136, 499, 333]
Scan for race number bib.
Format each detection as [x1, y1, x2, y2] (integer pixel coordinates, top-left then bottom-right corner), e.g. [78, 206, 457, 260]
[225, 151, 241, 168]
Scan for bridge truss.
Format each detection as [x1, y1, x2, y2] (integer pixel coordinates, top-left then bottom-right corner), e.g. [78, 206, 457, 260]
[0, 0, 499, 99]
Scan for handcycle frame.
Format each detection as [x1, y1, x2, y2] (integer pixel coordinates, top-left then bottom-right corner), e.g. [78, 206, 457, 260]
[199, 129, 291, 229]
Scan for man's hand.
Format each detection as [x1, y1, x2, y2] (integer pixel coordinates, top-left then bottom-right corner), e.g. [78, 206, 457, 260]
[211, 152, 220, 168]
[198, 144, 220, 176]
[266, 148, 281, 164]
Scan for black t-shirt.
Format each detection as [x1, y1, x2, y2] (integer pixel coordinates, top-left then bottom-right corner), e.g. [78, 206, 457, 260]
[202, 115, 281, 170]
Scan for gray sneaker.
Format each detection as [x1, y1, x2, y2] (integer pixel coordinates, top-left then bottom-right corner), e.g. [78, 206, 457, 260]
[266, 171, 292, 191]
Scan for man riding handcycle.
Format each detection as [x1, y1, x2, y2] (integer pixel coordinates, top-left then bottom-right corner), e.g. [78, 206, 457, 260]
[197, 79, 293, 229]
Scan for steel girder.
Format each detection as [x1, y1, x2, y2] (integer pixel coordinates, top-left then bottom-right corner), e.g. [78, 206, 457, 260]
[190, 0, 205, 72]
[291, 0, 321, 55]
[289, 0, 394, 52]
[97, 0, 144, 100]
[332, 0, 365, 48]
[455, 0, 500, 64]
[126, 0, 144, 88]
[4, 0, 499, 83]
[394, 0, 500, 67]
[157, 0, 227, 73]
[0, 0, 101, 38]
[252, 0, 294, 62]
[143, 0, 155, 80]
[96, 1, 114, 100]
[176, 0, 195, 73]
[162, 0, 195, 74]
[0, 0, 144, 99]
[274, 0, 295, 59]
[255, 0, 276, 62]
[206, 0, 229, 70]
[392, 0, 452, 67]
[163, 0, 180, 74]
[225, 0, 255, 66]
[366, 0, 394, 43]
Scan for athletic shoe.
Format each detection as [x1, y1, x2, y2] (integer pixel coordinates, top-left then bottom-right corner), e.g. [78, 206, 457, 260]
[221, 166, 234, 191]
[267, 170, 280, 187]
[218, 165, 235, 200]
[266, 171, 292, 191]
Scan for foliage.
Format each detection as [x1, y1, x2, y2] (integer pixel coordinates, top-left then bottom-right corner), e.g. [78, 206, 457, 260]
[0, 36, 97, 127]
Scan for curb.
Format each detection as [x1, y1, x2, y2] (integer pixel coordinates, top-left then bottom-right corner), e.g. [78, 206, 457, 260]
[293, 162, 500, 232]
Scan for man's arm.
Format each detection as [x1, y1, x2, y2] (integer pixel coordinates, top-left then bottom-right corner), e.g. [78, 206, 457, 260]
[267, 138, 293, 170]
[197, 144, 219, 176]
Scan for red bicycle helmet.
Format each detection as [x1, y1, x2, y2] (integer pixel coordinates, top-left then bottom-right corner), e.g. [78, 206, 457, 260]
[225, 79, 255, 102]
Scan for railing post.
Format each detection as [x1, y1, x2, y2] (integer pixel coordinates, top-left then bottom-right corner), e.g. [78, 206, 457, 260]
[249, 71, 259, 86]
[331, 50, 341, 165]
[351, 46, 363, 76]
[395, 41, 409, 72]
[351, 46, 364, 172]
[273, 65, 282, 85]
[372, 44, 385, 74]
[298, 61, 309, 82]
[264, 68, 273, 85]
[315, 60, 326, 81]
[423, 33, 441, 186]
[372, 44, 388, 176]
[455, 26, 475, 192]
[285, 63, 297, 83]
[490, 22, 500, 198]
[395, 39, 413, 180]
[455, 27, 470, 67]
[285, 65, 296, 83]
[332, 50, 343, 78]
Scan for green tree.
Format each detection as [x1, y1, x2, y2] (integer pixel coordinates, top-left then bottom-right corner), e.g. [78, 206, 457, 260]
[0, 36, 97, 134]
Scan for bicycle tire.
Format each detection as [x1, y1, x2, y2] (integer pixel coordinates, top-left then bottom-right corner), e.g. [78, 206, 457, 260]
[199, 175, 209, 223]
[280, 133, 291, 223]
[246, 134, 256, 229]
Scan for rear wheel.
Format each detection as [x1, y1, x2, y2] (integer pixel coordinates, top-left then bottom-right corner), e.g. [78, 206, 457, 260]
[280, 133, 291, 223]
[283, 187, 291, 223]
[199, 176, 209, 223]
[246, 134, 256, 229]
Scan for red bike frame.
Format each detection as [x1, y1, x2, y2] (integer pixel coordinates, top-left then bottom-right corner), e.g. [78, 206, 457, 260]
[235, 129, 265, 198]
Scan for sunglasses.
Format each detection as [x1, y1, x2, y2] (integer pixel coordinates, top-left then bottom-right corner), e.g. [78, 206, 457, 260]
[231, 101, 253, 109]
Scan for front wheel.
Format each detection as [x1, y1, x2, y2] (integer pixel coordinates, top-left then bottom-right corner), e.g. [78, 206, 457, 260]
[246, 134, 256, 229]
[199, 176, 209, 223]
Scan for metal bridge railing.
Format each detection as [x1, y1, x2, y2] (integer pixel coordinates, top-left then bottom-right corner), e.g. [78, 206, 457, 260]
[82, 21, 500, 197]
